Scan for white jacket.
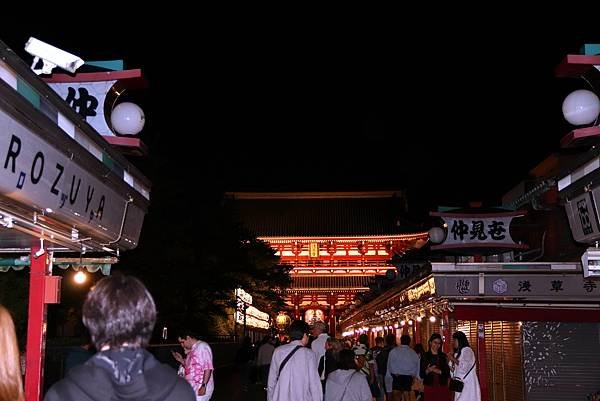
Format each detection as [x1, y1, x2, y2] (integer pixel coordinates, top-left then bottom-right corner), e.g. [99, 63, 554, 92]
[267, 340, 323, 401]
[325, 369, 371, 401]
[453, 347, 481, 401]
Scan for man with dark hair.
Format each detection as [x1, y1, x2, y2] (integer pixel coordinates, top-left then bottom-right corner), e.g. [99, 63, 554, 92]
[267, 320, 323, 401]
[385, 334, 420, 401]
[172, 330, 214, 400]
[44, 274, 195, 401]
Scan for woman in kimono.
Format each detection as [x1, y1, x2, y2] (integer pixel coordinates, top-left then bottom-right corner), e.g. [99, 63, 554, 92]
[449, 331, 481, 401]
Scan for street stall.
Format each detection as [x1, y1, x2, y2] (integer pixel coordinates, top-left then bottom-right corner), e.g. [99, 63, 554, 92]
[0, 39, 150, 400]
[340, 262, 600, 401]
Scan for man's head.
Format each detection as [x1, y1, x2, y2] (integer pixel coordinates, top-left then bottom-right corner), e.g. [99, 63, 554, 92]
[288, 320, 310, 345]
[375, 336, 384, 347]
[311, 320, 328, 337]
[83, 274, 156, 350]
[177, 329, 200, 351]
[400, 334, 411, 346]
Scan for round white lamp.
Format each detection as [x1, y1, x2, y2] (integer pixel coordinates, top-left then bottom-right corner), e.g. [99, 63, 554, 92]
[428, 227, 446, 244]
[110, 102, 145, 135]
[562, 89, 600, 126]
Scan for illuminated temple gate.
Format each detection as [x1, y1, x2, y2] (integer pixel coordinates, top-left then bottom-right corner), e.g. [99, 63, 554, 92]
[227, 191, 428, 335]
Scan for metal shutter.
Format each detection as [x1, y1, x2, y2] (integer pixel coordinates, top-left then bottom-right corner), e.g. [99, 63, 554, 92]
[523, 322, 600, 401]
[483, 321, 524, 401]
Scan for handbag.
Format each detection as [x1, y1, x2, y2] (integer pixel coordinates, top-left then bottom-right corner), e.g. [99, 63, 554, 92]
[449, 362, 475, 393]
[449, 377, 464, 392]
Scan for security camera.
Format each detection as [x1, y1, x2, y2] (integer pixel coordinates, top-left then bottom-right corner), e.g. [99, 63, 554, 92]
[34, 248, 45, 258]
[24, 37, 84, 75]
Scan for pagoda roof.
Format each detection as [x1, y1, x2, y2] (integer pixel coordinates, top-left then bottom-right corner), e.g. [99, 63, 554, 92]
[226, 191, 408, 237]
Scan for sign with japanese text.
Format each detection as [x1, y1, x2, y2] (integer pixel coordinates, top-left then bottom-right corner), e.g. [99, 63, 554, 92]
[309, 242, 319, 258]
[429, 211, 527, 250]
[235, 288, 253, 305]
[434, 274, 600, 299]
[236, 305, 270, 329]
[48, 80, 116, 136]
[389, 260, 428, 282]
[565, 191, 600, 244]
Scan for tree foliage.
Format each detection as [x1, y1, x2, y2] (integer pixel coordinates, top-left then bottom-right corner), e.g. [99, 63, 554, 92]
[119, 194, 291, 337]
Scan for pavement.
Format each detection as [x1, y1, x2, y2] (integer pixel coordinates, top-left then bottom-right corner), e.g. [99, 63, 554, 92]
[211, 364, 267, 401]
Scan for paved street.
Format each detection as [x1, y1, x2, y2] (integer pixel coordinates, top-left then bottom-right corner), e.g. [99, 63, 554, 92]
[212, 365, 267, 401]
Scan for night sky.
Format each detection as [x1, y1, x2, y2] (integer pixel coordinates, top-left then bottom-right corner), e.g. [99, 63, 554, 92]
[2, 19, 600, 218]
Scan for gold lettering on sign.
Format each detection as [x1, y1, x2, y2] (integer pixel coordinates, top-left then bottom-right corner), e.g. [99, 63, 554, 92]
[309, 242, 319, 258]
[408, 277, 436, 301]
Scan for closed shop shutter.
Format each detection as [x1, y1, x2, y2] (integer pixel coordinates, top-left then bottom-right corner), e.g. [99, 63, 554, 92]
[484, 321, 524, 401]
[523, 322, 600, 401]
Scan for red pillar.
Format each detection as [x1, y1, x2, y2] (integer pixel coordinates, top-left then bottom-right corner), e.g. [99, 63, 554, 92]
[327, 294, 337, 336]
[477, 322, 489, 401]
[25, 246, 49, 401]
[442, 311, 450, 353]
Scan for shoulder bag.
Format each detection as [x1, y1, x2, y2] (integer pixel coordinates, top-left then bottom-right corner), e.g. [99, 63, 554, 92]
[277, 345, 302, 379]
[449, 361, 475, 393]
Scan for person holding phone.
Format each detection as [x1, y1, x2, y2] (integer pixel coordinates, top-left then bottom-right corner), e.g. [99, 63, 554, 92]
[420, 333, 451, 401]
[173, 330, 214, 401]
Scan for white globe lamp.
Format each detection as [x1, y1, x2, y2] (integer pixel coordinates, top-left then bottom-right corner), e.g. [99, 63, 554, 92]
[562, 89, 600, 126]
[428, 227, 446, 244]
[110, 102, 145, 135]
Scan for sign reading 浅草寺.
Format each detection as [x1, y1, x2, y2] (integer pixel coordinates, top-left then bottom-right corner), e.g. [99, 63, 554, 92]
[0, 107, 138, 246]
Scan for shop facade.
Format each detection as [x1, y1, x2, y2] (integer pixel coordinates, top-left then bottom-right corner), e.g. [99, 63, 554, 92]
[0, 40, 150, 400]
[340, 262, 600, 401]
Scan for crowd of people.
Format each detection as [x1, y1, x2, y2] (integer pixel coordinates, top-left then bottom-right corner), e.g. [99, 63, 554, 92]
[260, 320, 483, 401]
[0, 273, 484, 401]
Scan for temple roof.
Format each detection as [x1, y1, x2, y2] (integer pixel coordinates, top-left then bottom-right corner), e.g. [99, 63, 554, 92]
[226, 191, 408, 237]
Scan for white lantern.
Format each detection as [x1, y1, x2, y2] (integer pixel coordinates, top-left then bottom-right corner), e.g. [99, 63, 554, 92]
[428, 227, 446, 244]
[562, 89, 600, 126]
[110, 102, 145, 135]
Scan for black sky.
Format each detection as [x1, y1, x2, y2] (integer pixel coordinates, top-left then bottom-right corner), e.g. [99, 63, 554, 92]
[3, 18, 600, 217]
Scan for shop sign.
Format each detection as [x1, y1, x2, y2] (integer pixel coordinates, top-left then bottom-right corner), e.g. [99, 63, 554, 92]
[430, 211, 527, 250]
[0, 109, 140, 245]
[48, 80, 116, 136]
[565, 191, 600, 244]
[407, 277, 436, 302]
[436, 274, 600, 298]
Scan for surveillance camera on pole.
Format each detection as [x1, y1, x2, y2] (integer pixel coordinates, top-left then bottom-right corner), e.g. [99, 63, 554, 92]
[24, 37, 84, 75]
